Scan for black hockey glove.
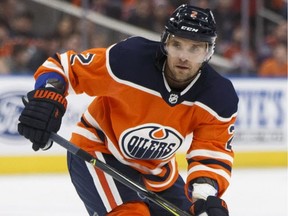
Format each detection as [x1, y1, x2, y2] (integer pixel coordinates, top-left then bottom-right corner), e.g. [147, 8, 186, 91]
[190, 196, 229, 216]
[18, 88, 67, 151]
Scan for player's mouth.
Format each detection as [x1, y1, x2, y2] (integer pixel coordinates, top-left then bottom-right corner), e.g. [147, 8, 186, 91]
[175, 65, 190, 72]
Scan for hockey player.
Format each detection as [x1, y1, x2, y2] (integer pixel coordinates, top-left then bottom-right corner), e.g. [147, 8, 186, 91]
[18, 4, 238, 216]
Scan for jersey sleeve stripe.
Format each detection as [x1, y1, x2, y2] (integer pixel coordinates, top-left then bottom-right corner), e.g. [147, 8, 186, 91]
[188, 158, 232, 172]
[60, 52, 76, 94]
[42, 60, 65, 74]
[187, 164, 231, 182]
[186, 149, 233, 163]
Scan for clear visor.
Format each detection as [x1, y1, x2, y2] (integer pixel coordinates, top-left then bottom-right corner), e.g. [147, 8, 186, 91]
[164, 36, 210, 63]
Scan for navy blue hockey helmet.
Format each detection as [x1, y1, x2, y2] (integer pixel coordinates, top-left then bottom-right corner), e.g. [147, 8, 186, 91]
[162, 4, 217, 44]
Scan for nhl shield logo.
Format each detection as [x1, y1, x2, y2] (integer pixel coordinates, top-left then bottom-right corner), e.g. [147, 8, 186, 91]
[169, 93, 179, 104]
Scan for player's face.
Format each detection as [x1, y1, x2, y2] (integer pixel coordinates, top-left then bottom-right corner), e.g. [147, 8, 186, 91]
[164, 36, 208, 89]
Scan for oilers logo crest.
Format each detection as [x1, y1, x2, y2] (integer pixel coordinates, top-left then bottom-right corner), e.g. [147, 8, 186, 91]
[120, 124, 184, 160]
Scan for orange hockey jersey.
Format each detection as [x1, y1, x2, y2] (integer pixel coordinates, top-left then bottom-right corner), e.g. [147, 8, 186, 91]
[34, 37, 238, 198]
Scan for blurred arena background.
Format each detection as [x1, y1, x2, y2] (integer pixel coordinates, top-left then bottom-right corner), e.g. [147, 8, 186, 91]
[0, 0, 287, 215]
[0, 0, 287, 172]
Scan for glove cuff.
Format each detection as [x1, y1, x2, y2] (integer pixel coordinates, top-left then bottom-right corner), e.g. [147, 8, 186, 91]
[192, 183, 218, 200]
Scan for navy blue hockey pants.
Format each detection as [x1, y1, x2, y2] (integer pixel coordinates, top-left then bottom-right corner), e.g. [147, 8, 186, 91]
[67, 151, 191, 216]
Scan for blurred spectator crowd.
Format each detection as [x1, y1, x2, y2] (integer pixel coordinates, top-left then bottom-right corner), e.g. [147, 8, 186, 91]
[0, 0, 287, 76]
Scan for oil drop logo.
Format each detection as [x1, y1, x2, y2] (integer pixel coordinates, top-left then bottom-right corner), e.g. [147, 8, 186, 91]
[120, 124, 184, 160]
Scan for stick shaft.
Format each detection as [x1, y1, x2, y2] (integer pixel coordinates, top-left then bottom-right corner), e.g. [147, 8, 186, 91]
[50, 132, 191, 216]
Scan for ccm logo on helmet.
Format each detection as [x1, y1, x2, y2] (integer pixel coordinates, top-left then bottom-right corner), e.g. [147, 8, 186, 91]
[181, 26, 199, 32]
[119, 124, 183, 160]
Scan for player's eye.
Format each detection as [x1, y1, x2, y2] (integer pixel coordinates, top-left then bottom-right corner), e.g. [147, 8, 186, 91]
[189, 43, 207, 54]
[170, 41, 181, 50]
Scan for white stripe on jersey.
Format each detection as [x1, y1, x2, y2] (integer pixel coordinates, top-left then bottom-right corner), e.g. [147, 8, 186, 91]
[73, 125, 104, 143]
[144, 157, 177, 189]
[85, 152, 123, 212]
[186, 149, 234, 163]
[60, 52, 76, 94]
[188, 165, 231, 182]
[42, 60, 64, 74]
[83, 110, 103, 131]
[194, 101, 237, 122]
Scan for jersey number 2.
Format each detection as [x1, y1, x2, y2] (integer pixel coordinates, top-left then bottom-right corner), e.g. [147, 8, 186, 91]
[70, 53, 95, 65]
[226, 124, 235, 151]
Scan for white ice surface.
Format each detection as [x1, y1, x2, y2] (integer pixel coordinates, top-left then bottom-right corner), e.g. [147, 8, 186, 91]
[0, 168, 287, 216]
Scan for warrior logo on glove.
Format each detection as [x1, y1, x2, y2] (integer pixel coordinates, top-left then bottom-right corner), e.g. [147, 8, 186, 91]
[18, 87, 67, 151]
[33, 89, 67, 109]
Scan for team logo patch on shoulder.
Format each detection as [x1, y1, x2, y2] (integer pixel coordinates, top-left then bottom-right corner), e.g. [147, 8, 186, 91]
[119, 124, 184, 160]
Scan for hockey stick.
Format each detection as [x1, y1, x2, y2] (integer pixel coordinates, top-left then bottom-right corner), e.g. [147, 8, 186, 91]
[50, 132, 191, 216]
